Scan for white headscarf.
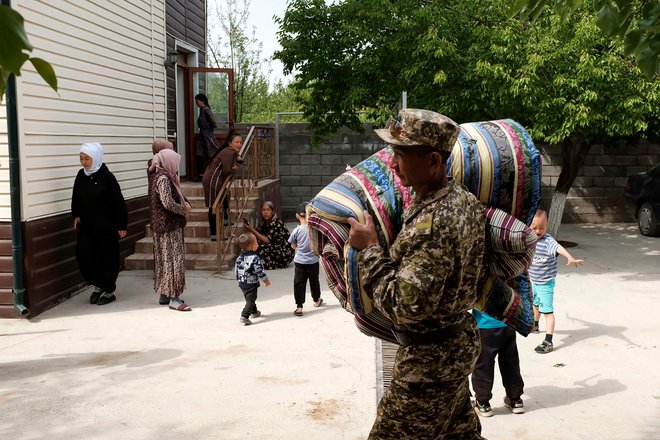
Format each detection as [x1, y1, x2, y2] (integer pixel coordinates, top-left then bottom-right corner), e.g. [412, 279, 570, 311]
[80, 142, 104, 176]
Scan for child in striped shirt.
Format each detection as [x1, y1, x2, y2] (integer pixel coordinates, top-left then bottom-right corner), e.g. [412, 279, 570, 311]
[529, 209, 584, 353]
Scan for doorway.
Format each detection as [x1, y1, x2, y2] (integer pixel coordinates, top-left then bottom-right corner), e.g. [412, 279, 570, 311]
[185, 68, 234, 179]
[176, 63, 188, 176]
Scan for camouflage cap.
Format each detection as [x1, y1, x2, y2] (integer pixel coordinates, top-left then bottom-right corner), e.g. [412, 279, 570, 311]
[374, 108, 460, 153]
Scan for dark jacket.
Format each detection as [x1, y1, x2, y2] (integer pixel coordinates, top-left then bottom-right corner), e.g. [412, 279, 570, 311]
[71, 163, 128, 234]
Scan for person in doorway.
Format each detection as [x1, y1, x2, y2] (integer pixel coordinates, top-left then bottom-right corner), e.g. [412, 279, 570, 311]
[288, 201, 322, 317]
[529, 208, 584, 354]
[195, 93, 221, 180]
[72, 142, 128, 306]
[347, 109, 486, 439]
[242, 201, 295, 270]
[149, 148, 192, 311]
[202, 130, 242, 241]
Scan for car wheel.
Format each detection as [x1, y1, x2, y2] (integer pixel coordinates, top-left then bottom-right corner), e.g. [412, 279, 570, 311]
[638, 202, 660, 237]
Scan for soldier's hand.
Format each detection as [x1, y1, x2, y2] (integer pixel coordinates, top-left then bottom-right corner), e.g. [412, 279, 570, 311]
[347, 211, 379, 251]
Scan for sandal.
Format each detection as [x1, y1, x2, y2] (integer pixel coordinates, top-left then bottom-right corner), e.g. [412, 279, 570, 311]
[313, 298, 324, 307]
[169, 302, 192, 312]
[294, 308, 303, 317]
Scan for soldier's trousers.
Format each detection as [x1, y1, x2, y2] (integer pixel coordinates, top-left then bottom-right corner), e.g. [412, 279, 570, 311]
[369, 374, 484, 440]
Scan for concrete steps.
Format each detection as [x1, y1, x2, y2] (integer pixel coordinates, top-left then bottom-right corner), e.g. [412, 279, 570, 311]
[125, 181, 256, 272]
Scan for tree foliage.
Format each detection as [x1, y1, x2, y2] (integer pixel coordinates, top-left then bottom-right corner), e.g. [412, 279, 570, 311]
[207, 0, 301, 123]
[0, 5, 57, 100]
[208, 0, 271, 122]
[509, 0, 659, 78]
[275, 0, 659, 233]
[275, 0, 658, 142]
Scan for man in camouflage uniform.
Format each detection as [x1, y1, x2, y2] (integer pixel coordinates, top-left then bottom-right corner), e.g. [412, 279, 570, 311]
[348, 109, 486, 439]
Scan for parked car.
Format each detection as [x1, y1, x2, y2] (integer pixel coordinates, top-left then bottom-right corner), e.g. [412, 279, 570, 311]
[624, 164, 660, 236]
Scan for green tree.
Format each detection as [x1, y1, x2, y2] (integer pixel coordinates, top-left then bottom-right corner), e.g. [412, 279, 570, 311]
[207, 0, 272, 122]
[509, 0, 659, 78]
[275, 0, 659, 234]
[0, 5, 57, 99]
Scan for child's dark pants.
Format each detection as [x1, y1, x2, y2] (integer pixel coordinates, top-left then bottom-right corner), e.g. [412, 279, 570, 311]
[241, 286, 258, 318]
[293, 262, 321, 307]
[471, 326, 524, 403]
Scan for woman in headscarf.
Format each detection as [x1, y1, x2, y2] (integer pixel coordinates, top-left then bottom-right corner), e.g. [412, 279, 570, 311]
[147, 139, 174, 192]
[202, 130, 243, 241]
[195, 93, 221, 180]
[71, 142, 128, 305]
[242, 201, 294, 270]
[149, 149, 192, 311]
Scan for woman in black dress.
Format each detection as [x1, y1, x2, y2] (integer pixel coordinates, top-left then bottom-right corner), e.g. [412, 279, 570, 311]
[72, 142, 128, 305]
[242, 201, 294, 269]
[195, 93, 221, 180]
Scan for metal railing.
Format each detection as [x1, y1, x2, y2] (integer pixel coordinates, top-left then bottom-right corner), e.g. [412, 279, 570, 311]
[212, 126, 276, 270]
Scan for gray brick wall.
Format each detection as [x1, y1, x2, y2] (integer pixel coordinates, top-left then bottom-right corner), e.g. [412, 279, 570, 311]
[278, 123, 382, 220]
[538, 139, 658, 223]
[275, 123, 658, 223]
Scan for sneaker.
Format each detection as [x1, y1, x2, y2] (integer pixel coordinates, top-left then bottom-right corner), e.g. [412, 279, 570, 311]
[96, 293, 116, 306]
[314, 298, 324, 307]
[89, 289, 103, 304]
[240, 317, 252, 326]
[210, 234, 217, 242]
[531, 325, 540, 334]
[504, 396, 525, 414]
[250, 310, 261, 319]
[535, 340, 553, 354]
[474, 400, 493, 417]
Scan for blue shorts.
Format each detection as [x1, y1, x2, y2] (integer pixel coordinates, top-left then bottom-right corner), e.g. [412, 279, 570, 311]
[532, 279, 555, 314]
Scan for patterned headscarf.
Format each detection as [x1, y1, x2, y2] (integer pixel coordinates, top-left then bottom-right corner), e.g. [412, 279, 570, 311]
[80, 142, 104, 176]
[152, 139, 173, 154]
[150, 149, 185, 204]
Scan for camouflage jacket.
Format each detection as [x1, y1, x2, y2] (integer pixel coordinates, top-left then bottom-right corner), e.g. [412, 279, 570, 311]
[359, 179, 485, 333]
[359, 180, 486, 382]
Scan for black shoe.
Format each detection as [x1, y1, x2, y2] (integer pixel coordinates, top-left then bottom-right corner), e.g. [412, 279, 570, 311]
[159, 294, 169, 305]
[89, 290, 103, 304]
[97, 293, 116, 305]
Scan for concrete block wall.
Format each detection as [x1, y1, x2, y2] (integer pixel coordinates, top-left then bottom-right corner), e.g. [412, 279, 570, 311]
[278, 123, 383, 220]
[276, 122, 658, 223]
[538, 139, 659, 223]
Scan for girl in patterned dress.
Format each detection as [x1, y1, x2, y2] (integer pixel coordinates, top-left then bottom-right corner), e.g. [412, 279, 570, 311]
[242, 201, 294, 270]
[148, 149, 192, 311]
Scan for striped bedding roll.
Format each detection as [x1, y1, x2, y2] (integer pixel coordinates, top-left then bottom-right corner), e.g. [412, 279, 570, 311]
[449, 119, 541, 225]
[307, 119, 541, 342]
[485, 207, 538, 280]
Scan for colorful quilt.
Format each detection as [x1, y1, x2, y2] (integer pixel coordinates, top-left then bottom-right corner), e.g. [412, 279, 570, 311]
[307, 119, 541, 343]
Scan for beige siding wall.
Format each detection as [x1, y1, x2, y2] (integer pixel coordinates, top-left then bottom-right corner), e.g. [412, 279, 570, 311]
[0, 0, 167, 221]
[0, 103, 7, 220]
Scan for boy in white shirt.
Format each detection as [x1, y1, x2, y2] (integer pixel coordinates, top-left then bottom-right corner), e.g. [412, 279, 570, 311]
[288, 202, 322, 316]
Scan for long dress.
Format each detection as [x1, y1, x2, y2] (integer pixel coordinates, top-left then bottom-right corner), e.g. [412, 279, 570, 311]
[257, 218, 295, 269]
[151, 174, 187, 298]
[71, 163, 128, 293]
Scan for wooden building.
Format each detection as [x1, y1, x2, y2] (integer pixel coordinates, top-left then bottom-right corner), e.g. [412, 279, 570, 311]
[0, 0, 210, 318]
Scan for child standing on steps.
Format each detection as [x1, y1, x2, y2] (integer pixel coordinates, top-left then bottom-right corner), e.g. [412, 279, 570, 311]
[529, 209, 584, 353]
[235, 232, 270, 326]
[288, 202, 322, 317]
